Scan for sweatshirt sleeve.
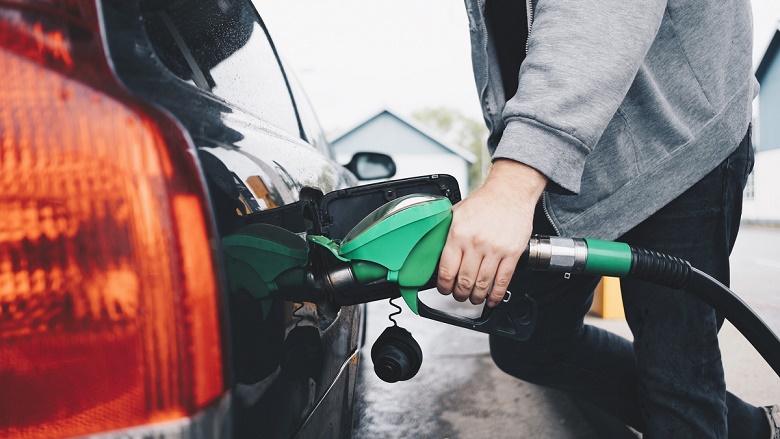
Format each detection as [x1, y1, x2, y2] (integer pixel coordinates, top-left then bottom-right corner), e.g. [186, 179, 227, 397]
[492, 0, 667, 194]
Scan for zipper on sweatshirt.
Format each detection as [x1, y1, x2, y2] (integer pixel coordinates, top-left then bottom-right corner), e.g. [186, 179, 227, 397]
[525, 0, 533, 54]
[526, 0, 555, 235]
[476, 0, 491, 117]
[542, 192, 561, 236]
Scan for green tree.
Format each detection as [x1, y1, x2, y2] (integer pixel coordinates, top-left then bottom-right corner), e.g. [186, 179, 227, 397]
[412, 107, 488, 193]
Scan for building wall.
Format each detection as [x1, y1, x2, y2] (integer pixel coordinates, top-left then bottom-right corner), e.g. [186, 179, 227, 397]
[742, 148, 780, 223]
[743, 43, 779, 222]
[333, 114, 451, 156]
[757, 54, 780, 153]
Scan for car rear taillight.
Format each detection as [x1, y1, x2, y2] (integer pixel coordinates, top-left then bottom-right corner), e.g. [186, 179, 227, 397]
[0, 2, 227, 438]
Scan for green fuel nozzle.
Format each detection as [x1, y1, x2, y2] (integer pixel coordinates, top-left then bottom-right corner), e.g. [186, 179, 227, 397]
[308, 194, 453, 314]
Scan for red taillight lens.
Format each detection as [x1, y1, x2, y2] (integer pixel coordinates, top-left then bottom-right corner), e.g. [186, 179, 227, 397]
[0, 4, 226, 439]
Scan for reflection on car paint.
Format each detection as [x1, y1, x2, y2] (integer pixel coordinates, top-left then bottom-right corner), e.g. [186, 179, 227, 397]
[246, 175, 279, 210]
[232, 172, 263, 213]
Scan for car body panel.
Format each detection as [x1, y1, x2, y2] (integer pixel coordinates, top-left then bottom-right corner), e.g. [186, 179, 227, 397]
[98, 0, 362, 436]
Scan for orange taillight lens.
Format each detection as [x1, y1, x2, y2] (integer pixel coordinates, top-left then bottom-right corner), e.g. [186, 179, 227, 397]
[0, 5, 226, 439]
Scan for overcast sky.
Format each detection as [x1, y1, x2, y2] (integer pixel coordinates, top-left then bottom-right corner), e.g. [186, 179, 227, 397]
[255, 0, 780, 136]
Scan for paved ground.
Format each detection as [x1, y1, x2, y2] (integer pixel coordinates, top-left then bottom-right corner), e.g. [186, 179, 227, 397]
[354, 293, 606, 439]
[353, 225, 780, 438]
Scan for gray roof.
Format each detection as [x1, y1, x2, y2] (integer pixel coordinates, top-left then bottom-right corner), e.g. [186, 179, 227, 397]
[330, 110, 477, 164]
[757, 23, 780, 84]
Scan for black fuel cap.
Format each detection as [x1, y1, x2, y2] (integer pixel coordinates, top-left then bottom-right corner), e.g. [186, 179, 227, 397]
[370, 325, 423, 383]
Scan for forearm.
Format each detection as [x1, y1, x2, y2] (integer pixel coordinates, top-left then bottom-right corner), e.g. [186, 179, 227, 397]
[486, 159, 547, 203]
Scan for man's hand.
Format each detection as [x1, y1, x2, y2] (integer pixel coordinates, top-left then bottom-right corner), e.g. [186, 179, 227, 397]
[436, 159, 547, 307]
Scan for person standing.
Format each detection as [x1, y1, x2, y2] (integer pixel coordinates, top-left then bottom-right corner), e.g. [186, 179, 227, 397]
[437, 0, 778, 436]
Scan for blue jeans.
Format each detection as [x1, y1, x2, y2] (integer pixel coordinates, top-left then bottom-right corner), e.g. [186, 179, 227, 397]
[490, 134, 761, 438]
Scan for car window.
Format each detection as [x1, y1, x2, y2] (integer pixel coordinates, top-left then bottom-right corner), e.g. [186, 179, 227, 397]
[284, 66, 335, 159]
[142, 0, 301, 137]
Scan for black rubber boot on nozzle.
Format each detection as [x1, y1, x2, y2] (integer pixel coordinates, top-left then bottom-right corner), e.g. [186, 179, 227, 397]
[371, 325, 423, 383]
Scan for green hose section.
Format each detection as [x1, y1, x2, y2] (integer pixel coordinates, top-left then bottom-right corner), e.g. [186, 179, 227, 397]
[274, 267, 309, 290]
[583, 239, 632, 277]
[352, 261, 389, 284]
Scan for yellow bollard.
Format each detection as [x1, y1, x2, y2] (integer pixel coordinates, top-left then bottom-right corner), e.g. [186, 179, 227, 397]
[590, 276, 625, 319]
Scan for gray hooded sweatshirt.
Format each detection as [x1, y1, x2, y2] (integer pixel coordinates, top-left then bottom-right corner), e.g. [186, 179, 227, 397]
[465, 0, 757, 240]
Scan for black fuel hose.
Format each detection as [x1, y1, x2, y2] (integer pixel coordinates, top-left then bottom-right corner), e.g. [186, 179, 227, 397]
[683, 267, 780, 377]
[526, 236, 780, 378]
[625, 245, 780, 377]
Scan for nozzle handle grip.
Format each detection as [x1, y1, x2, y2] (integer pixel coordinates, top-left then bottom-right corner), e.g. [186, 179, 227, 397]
[416, 292, 537, 341]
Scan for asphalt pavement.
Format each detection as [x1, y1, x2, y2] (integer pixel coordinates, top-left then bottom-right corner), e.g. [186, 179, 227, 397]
[352, 225, 780, 438]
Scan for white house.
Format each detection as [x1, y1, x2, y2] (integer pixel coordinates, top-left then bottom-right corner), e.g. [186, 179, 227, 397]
[330, 110, 476, 196]
[743, 25, 780, 224]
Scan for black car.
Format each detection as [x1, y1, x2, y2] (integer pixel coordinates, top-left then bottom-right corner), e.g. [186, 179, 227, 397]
[0, 0, 400, 437]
